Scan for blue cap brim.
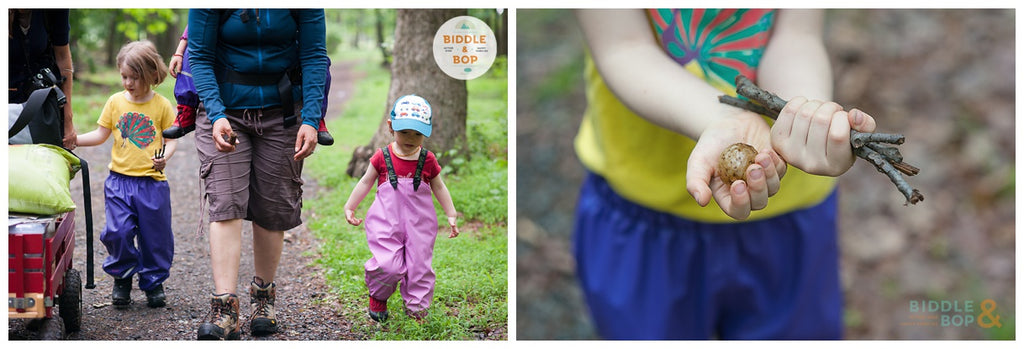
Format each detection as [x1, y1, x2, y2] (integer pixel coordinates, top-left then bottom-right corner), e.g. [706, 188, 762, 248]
[391, 118, 432, 138]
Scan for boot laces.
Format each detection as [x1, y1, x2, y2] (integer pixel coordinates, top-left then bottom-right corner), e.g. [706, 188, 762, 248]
[252, 295, 272, 318]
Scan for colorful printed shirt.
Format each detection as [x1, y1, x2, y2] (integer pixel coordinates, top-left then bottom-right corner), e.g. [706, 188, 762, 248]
[649, 9, 774, 94]
[574, 9, 836, 222]
[97, 91, 175, 181]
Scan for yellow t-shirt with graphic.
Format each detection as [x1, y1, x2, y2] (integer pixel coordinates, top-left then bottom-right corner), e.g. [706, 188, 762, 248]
[574, 9, 835, 223]
[97, 91, 174, 181]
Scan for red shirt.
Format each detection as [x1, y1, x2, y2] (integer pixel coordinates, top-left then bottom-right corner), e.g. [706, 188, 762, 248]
[370, 145, 442, 187]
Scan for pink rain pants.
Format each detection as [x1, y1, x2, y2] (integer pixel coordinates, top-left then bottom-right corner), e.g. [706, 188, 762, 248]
[363, 177, 438, 312]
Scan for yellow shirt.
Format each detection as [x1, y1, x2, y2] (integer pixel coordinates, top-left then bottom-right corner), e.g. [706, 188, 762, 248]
[574, 59, 836, 223]
[97, 91, 174, 181]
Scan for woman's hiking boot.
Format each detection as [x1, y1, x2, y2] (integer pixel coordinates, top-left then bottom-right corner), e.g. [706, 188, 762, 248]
[111, 277, 132, 309]
[197, 293, 240, 340]
[249, 277, 278, 336]
[162, 105, 196, 139]
[368, 296, 389, 322]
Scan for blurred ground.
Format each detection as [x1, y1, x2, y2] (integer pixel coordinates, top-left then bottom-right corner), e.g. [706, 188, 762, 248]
[516, 9, 1014, 340]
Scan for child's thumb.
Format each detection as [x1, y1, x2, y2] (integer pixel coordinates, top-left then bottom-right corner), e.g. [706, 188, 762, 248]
[849, 108, 877, 133]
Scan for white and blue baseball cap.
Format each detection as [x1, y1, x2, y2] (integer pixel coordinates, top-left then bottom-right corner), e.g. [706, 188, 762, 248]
[390, 94, 432, 137]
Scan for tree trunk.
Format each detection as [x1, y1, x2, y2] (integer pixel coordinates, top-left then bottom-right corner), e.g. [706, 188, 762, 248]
[105, 12, 120, 66]
[352, 11, 363, 49]
[374, 9, 390, 68]
[498, 9, 508, 57]
[347, 9, 468, 178]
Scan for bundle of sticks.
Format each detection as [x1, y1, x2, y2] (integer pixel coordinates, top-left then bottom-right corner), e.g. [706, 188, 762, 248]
[719, 75, 923, 205]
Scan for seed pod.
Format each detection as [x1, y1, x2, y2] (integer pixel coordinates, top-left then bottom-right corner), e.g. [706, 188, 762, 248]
[222, 131, 238, 145]
[718, 143, 757, 185]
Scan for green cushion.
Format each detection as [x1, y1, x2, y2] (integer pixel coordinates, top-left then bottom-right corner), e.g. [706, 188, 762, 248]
[8, 144, 81, 215]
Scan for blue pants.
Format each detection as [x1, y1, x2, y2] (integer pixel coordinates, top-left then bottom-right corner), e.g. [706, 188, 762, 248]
[573, 173, 842, 339]
[100, 172, 174, 291]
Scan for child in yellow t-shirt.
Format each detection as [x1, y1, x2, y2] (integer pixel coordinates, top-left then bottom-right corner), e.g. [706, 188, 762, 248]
[76, 40, 177, 310]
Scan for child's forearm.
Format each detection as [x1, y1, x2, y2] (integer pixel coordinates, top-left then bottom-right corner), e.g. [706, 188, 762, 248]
[430, 177, 458, 219]
[163, 138, 178, 160]
[174, 38, 188, 56]
[576, 9, 746, 140]
[76, 127, 111, 146]
[343, 181, 372, 211]
[756, 9, 832, 102]
[344, 166, 378, 211]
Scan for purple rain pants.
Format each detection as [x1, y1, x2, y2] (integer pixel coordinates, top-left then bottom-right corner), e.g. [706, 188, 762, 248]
[363, 177, 438, 312]
[100, 172, 174, 291]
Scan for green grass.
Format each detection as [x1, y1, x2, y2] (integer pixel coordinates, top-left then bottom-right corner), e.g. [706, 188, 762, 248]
[306, 50, 508, 340]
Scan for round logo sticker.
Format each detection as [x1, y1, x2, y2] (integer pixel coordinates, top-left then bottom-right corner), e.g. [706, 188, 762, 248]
[433, 15, 497, 80]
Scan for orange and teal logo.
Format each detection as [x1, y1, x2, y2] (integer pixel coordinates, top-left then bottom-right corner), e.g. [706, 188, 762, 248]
[432, 15, 497, 80]
[905, 299, 1002, 328]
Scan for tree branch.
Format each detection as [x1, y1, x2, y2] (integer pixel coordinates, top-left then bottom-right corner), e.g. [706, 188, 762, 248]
[722, 75, 924, 205]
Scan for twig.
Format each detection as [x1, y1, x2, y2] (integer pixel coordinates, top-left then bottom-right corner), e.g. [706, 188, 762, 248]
[723, 75, 923, 205]
[865, 143, 902, 164]
[718, 95, 778, 118]
[851, 132, 904, 148]
[855, 147, 924, 204]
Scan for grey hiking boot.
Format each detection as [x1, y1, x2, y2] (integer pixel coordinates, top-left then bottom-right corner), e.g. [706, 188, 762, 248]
[197, 293, 240, 340]
[249, 276, 278, 336]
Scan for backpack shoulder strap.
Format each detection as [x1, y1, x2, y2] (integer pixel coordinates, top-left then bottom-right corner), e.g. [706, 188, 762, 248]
[381, 146, 398, 190]
[413, 148, 428, 191]
[9, 87, 56, 138]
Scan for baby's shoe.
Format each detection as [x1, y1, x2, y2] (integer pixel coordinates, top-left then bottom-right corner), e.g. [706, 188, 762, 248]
[145, 284, 166, 308]
[163, 105, 196, 139]
[316, 118, 334, 146]
[111, 277, 132, 309]
[368, 296, 388, 322]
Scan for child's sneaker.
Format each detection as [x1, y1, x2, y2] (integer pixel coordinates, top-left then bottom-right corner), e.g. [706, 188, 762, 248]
[111, 277, 132, 309]
[197, 293, 240, 340]
[368, 296, 388, 322]
[163, 105, 196, 139]
[144, 284, 166, 308]
[316, 118, 334, 146]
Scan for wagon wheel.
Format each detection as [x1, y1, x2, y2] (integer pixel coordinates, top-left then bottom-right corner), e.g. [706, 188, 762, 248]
[58, 268, 83, 333]
[38, 316, 65, 340]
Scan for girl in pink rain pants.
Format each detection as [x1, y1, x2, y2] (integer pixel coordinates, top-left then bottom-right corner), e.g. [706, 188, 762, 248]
[344, 94, 460, 322]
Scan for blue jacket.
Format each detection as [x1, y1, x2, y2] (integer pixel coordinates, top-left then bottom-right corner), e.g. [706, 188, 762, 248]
[188, 9, 328, 128]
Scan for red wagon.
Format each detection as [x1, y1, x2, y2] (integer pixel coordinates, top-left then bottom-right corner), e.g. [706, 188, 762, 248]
[8, 212, 82, 339]
[8, 152, 96, 340]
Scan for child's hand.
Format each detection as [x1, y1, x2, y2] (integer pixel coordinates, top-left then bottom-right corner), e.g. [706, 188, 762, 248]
[447, 217, 459, 238]
[771, 97, 877, 176]
[151, 154, 167, 172]
[345, 208, 363, 226]
[686, 112, 788, 220]
[169, 55, 183, 78]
